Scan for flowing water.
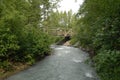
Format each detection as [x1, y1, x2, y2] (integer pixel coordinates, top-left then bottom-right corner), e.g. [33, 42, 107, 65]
[6, 45, 100, 80]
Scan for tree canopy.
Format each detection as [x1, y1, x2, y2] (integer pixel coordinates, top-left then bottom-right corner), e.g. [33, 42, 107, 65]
[0, 0, 60, 72]
[75, 0, 120, 80]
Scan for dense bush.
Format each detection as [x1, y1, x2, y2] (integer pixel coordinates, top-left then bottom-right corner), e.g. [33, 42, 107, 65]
[76, 0, 120, 51]
[94, 50, 120, 80]
[0, 0, 54, 71]
[76, 0, 120, 80]
[19, 26, 51, 62]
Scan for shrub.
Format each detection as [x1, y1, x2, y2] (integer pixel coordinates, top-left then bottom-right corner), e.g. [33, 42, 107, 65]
[0, 18, 20, 62]
[94, 50, 120, 80]
[16, 26, 51, 63]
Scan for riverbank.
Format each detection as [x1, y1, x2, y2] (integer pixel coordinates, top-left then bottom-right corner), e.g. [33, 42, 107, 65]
[0, 63, 31, 80]
[0, 54, 51, 80]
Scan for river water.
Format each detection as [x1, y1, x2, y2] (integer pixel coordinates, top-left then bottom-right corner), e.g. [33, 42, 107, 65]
[6, 45, 100, 80]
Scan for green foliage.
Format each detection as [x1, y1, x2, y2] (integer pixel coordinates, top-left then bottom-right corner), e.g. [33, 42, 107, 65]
[70, 36, 78, 45]
[76, 0, 120, 80]
[16, 26, 51, 62]
[0, 61, 12, 71]
[94, 50, 120, 80]
[76, 0, 120, 51]
[43, 10, 76, 33]
[0, 0, 59, 72]
[49, 36, 63, 43]
[0, 13, 20, 62]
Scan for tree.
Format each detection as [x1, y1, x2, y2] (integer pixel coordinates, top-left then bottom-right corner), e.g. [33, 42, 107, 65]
[0, 0, 60, 72]
[76, 0, 120, 80]
[44, 10, 76, 32]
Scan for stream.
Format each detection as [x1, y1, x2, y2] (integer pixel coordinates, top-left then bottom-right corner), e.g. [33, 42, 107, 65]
[6, 45, 100, 80]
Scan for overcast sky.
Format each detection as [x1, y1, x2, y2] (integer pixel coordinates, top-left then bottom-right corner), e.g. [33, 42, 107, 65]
[58, 0, 84, 13]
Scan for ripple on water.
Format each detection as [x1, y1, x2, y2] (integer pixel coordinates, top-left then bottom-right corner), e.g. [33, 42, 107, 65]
[65, 51, 70, 54]
[85, 72, 93, 78]
[55, 47, 64, 50]
[55, 50, 69, 57]
[57, 53, 62, 56]
[72, 58, 83, 63]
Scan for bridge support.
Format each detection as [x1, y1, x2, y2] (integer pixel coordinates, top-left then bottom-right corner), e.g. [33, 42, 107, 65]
[56, 35, 71, 45]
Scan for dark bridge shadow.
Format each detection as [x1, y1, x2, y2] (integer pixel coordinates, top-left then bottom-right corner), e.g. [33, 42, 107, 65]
[56, 35, 71, 45]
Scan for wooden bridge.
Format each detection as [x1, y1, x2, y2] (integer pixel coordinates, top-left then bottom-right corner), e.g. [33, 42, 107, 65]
[42, 28, 73, 37]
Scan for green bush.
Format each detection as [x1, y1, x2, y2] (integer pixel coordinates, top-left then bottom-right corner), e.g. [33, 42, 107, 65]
[0, 17, 20, 62]
[0, 61, 13, 71]
[16, 26, 51, 63]
[70, 36, 78, 45]
[76, 1, 120, 79]
[94, 50, 120, 80]
[0, 0, 53, 70]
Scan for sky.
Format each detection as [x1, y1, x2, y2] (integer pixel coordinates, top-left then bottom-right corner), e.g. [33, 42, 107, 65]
[58, 0, 84, 13]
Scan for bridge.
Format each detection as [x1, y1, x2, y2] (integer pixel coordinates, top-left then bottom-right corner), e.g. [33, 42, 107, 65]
[41, 27, 73, 45]
[42, 28, 73, 37]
